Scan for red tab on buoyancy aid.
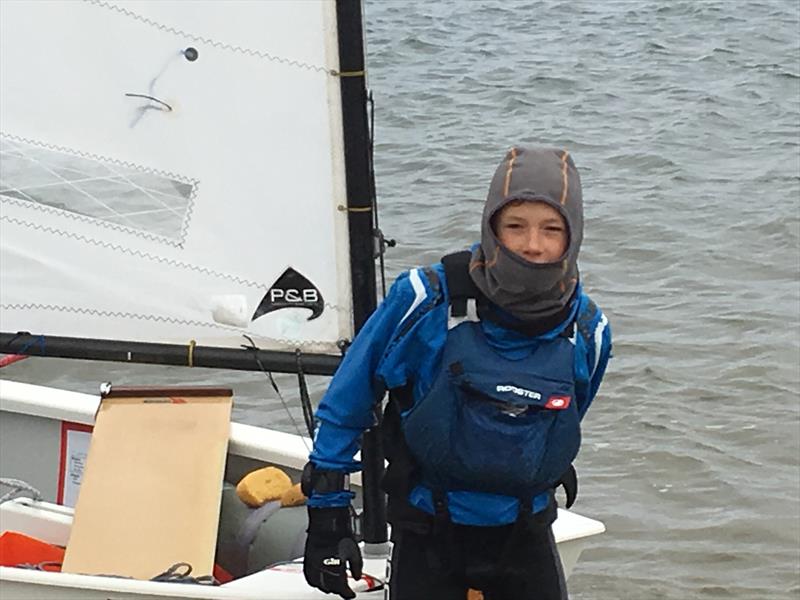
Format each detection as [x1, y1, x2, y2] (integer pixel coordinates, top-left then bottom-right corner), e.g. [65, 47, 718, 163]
[544, 395, 571, 409]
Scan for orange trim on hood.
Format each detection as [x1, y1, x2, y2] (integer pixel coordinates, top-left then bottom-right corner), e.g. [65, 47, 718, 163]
[503, 147, 518, 197]
[560, 150, 570, 205]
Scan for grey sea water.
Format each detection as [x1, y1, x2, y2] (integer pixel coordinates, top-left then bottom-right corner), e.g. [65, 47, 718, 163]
[365, 2, 800, 598]
[3, 1, 799, 598]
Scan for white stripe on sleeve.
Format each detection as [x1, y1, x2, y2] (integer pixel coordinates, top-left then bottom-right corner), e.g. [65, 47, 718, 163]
[591, 313, 608, 377]
[399, 268, 427, 325]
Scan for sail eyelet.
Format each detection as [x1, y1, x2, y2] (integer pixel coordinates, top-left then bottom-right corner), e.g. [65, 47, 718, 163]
[183, 47, 199, 62]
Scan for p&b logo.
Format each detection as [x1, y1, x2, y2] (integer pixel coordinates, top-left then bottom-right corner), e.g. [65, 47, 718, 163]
[269, 288, 319, 304]
[252, 267, 324, 322]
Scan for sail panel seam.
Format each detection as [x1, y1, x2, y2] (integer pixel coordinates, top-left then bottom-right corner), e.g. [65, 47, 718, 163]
[0, 303, 335, 348]
[1, 215, 349, 316]
[85, 0, 334, 75]
[0, 214, 261, 287]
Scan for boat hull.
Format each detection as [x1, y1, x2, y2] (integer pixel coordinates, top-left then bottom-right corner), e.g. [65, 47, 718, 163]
[0, 379, 604, 598]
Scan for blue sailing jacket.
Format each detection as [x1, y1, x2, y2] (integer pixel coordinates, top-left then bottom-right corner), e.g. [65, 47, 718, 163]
[309, 260, 612, 526]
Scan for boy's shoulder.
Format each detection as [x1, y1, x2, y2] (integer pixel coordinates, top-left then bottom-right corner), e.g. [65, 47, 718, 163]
[390, 261, 448, 303]
[573, 289, 611, 374]
[376, 263, 449, 339]
[575, 288, 607, 324]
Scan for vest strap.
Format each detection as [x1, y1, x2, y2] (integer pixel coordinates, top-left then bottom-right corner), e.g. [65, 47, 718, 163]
[441, 251, 481, 317]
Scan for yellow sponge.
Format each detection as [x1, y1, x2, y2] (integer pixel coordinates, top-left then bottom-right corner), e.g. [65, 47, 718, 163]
[280, 483, 307, 508]
[236, 466, 292, 508]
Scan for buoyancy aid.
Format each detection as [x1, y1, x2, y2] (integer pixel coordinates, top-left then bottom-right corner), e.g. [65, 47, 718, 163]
[382, 251, 586, 511]
[401, 319, 580, 498]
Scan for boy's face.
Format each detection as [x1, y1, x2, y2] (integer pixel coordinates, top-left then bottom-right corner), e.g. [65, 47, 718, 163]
[494, 200, 568, 264]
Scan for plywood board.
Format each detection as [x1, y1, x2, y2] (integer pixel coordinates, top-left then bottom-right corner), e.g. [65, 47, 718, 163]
[62, 386, 232, 580]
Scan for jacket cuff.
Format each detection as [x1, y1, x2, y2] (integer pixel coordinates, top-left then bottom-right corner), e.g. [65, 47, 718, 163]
[307, 490, 355, 508]
[307, 505, 352, 537]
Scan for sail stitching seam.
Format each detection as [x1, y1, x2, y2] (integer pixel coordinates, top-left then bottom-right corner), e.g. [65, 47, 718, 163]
[0, 304, 330, 348]
[1, 215, 351, 314]
[84, 0, 335, 75]
[1, 132, 198, 248]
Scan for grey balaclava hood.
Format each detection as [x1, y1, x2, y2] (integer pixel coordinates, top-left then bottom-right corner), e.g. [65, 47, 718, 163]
[469, 145, 583, 323]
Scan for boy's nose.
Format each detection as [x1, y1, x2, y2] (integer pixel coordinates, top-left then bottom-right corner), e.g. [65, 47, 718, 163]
[525, 231, 543, 256]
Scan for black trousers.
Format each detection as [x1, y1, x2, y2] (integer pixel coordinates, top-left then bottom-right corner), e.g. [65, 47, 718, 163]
[387, 500, 568, 600]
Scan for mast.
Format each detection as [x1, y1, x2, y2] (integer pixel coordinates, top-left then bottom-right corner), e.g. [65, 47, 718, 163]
[335, 0, 388, 547]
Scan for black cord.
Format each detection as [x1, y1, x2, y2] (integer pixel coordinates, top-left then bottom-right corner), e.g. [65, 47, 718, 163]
[151, 561, 218, 585]
[4, 332, 45, 356]
[15, 561, 62, 571]
[368, 90, 391, 299]
[295, 349, 316, 438]
[124, 93, 173, 112]
[15, 561, 217, 585]
[241, 335, 312, 447]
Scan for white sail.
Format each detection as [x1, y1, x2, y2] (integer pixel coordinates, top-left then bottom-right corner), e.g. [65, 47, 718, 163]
[0, 0, 356, 354]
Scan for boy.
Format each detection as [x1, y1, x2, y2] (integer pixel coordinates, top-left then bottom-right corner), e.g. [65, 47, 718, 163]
[303, 146, 612, 600]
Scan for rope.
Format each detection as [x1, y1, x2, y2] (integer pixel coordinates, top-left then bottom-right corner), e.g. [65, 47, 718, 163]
[295, 349, 315, 438]
[13, 561, 62, 572]
[150, 562, 218, 585]
[14, 561, 218, 585]
[241, 336, 311, 453]
[367, 90, 391, 299]
[1, 332, 46, 358]
[0, 479, 42, 504]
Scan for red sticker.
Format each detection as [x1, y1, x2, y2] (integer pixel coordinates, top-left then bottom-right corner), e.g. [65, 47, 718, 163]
[545, 395, 571, 410]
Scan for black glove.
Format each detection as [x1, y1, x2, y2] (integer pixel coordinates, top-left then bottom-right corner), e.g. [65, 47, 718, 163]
[303, 506, 363, 599]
